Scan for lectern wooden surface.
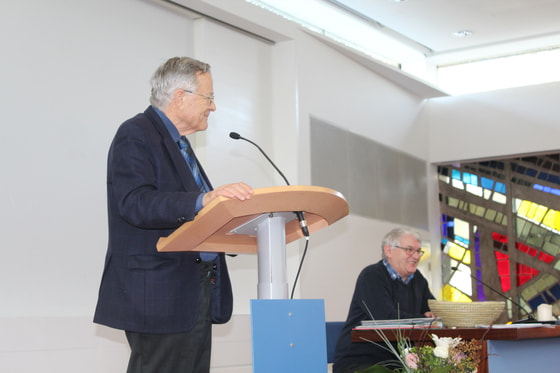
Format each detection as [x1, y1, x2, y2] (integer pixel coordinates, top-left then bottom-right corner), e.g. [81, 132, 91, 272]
[156, 185, 349, 254]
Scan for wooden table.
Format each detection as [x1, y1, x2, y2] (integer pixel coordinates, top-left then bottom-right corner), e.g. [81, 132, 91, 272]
[352, 325, 560, 373]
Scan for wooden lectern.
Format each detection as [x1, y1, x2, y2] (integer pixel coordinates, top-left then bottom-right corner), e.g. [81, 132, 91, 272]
[156, 185, 349, 299]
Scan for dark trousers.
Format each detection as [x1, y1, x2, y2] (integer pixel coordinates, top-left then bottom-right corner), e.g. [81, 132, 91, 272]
[125, 261, 215, 373]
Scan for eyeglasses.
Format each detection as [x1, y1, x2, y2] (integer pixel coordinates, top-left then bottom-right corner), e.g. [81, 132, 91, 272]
[183, 89, 215, 105]
[395, 245, 425, 257]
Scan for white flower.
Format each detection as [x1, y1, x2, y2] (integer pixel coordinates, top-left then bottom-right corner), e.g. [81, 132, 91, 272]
[431, 334, 461, 359]
[433, 346, 449, 358]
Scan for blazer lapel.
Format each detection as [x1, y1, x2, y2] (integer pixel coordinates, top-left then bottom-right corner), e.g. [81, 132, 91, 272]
[145, 106, 213, 192]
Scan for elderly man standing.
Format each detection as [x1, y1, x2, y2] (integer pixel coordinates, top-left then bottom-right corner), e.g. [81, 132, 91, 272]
[333, 227, 435, 373]
[94, 57, 253, 373]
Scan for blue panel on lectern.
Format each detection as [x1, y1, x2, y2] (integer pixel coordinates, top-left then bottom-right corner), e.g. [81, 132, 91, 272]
[251, 299, 327, 373]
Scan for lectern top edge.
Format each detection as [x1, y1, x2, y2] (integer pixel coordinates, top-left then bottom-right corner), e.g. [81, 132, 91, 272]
[156, 185, 349, 253]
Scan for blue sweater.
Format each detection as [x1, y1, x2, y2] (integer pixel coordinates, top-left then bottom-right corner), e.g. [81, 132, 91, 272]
[333, 260, 434, 372]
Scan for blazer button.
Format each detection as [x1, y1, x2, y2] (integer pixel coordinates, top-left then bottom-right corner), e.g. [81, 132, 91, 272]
[177, 216, 187, 223]
[212, 263, 217, 270]
[195, 257, 202, 263]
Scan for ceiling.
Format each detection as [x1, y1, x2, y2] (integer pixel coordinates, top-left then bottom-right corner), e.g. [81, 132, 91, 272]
[328, 0, 560, 58]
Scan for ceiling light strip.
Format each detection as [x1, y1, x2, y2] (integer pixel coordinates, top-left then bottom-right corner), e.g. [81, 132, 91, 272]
[323, 0, 433, 55]
[161, 0, 276, 45]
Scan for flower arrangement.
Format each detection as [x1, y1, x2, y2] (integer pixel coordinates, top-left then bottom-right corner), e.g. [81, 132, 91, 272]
[358, 333, 482, 373]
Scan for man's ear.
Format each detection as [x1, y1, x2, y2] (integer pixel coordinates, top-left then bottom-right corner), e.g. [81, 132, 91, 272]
[383, 244, 392, 258]
[173, 89, 186, 106]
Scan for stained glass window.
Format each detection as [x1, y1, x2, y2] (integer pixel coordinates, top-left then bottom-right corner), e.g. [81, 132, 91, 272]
[438, 154, 560, 322]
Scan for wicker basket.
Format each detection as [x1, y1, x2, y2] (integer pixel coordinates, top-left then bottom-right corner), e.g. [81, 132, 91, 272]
[428, 300, 505, 328]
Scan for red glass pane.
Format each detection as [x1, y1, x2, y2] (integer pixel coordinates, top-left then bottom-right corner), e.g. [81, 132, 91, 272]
[495, 251, 509, 260]
[492, 232, 508, 243]
[494, 251, 511, 292]
[516, 243, 530, 253]
[516, 263, 539, 287]
[538, 252, 555, 263]
[516, 242, 555, 263]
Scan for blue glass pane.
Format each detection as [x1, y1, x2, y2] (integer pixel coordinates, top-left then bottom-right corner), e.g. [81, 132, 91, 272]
[488, 161, 504, 170]
[533, 184, 560, 196]
[548, 175, 560, 184]
[455, 235, 469, 246]
[528, 295, 545, 310]
[471, 174, 478, 185]
[543, 292, 555, 303]
[549, 284, 560, 300]
[538, 172, 549, 181]
[481, 177, 494, 190]
[464, 173, 478, 186]
[526, 168, 538, 177]
[476, 269, 485, 301]
[452, 169, 461, 180]
[495, 182, 506, 193]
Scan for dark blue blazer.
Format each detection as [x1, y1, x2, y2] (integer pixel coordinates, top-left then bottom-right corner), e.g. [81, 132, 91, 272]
[94, 106, 233, 333]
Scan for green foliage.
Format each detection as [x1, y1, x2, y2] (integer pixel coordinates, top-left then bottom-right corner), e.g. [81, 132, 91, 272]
[360, 334, 481, 373]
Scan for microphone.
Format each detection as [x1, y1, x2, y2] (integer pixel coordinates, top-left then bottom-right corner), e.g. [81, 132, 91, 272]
[229, 131, 309, 237]
[451, 266, 536, 323]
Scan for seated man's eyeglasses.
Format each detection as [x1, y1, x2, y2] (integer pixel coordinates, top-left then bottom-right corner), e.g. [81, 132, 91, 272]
[395, 245, 425, 257]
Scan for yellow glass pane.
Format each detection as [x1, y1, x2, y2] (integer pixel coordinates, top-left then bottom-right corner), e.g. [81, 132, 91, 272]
[485, 209, 497, 221]
[442, 284, 472, 302]
[463, 250, 471, 264]
[527, 202, 539, 220]
[555, 211, 560, 231]
[475, 206, 485, 216]
[447, 197, 459, 208]
[448, 243, 471, 264]
[517, 200, 530, 217]
[534, 205, 548, 223]
[448, 244, 465, 260]
[543, 210, 556, 230]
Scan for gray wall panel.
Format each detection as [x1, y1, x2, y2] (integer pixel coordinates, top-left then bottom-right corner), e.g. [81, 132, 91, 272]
[310, 117, 428, 230]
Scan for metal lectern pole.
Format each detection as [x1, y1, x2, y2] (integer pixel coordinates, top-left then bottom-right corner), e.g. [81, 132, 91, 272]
[256, 214, 288, 299]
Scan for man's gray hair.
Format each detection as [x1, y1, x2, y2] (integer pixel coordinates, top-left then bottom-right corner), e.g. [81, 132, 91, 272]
[381, 227, 422, 258]
[149, 57, 211, 110]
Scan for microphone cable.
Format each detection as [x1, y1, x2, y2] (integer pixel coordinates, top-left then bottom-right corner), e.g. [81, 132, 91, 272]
[290, 235, 310, 300]
[451, 265, 535, 321]
[229, 131, 310, 299]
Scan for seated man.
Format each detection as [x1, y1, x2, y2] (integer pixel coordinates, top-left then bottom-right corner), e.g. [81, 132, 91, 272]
[333, 227, 435, 373]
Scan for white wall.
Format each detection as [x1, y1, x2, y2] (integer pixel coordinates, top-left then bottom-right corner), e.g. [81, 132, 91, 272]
[291, 30, 432, 320]
[1, 0, 194, 318]
[3, 0, 560, 372]
[428, 81, 560, 163]
[0, 0, 191, 371]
